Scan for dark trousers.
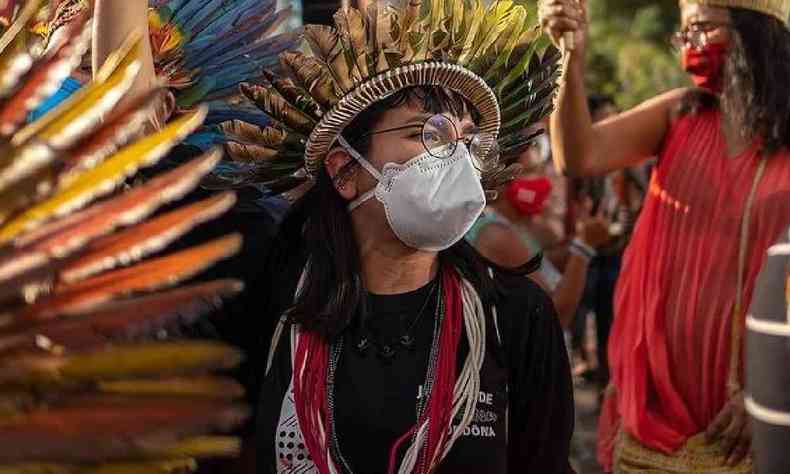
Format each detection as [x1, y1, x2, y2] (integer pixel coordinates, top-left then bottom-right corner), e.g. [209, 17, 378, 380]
[572, 254, 622, 389]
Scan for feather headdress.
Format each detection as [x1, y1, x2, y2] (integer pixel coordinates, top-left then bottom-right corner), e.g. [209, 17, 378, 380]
[231, 0, 561, 196]
[0, 3, 250, 472]
[27, 0, 299, 148]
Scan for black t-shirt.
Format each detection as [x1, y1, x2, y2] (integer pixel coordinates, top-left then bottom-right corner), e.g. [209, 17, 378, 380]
[257, 268, 574, 473]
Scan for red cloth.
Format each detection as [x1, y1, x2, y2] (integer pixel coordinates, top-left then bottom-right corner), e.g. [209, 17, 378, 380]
[598, 109, 790, 470]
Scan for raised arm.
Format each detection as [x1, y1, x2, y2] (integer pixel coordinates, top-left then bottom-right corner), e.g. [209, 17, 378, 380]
[92, 0, 156, 100]
[540, 0, 687, 177]
[475, 222, 595, 328]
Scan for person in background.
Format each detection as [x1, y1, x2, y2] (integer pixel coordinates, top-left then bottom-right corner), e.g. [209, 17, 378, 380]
[28, 0, 162, 126]
[541, 0, 790, 471]
[467, 141, 613, 328]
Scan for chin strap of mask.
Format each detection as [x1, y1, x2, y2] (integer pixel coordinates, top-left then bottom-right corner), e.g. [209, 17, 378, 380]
[337, 135, 383, 211]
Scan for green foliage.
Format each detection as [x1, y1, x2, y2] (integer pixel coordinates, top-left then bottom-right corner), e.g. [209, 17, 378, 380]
[586, 0, 691, 109]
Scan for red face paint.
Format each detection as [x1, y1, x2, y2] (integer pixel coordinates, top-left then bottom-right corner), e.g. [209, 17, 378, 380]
[682, 42, 728, 93]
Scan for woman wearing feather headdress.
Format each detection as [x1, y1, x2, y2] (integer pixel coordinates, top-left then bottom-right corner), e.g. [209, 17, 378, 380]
[541, 0, 790, 472]
[238, 1, 574, 473]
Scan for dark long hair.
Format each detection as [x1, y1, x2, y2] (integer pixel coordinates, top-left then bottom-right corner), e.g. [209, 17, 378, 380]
[681, 9, 790, 155]
[279, 86, 494, 340]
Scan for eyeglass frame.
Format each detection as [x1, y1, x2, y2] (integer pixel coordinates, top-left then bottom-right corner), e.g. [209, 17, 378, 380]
[670, 21, 732, 50]
[350, 113, 494, 163]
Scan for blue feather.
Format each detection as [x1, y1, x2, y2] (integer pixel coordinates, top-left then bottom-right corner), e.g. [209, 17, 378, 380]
[200, 30, 295, 74]
[172, 0, 209, 30]
[181, 0, 226, 37]
[152, 0, 295, 149]
[184, 15, 277, 69]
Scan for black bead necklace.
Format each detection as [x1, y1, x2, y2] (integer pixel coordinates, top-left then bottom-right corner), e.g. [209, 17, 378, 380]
[355, 278, 439, 362]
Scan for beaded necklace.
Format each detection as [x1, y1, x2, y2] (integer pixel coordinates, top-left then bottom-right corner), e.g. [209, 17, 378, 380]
[290, 267, 486, 474]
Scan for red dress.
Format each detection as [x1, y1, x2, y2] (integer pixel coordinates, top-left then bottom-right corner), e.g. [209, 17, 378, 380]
[598, 108, 790, 470]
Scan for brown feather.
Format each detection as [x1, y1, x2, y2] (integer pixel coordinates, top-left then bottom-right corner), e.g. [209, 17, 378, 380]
[0, 151, 223, 301]
[0, 398, 248, 463]
[0, 11, 88, 138]
[218, 121, 294, 148]
[261, 70, 325, 118]
[224, 141, 279, 163]
[277, 52, 339, 110]
[333, 7, 369, 81]
[366, 3, 401, 73]
[0, 151, 58, 225]
[0, 341, 244, 388]
[0, 280, 243, 353]
[7, 234, 242, 323]
[302, 24, 354, 94]
[239, 81, 315, 135]
[59, 89, 167, 182]
[59, 192, 237, 283]
[399, 0, 423, 46]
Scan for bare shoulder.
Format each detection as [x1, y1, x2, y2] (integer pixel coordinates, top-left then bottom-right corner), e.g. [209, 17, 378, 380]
[620, 88, 689, 123]
[477, 221, 520, 246]
[475, 221, 534, 268]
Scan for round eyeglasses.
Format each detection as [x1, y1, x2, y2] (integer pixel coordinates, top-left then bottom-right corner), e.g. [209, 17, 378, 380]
[355, 113, 497, 167]
[670, 21, 731, 50]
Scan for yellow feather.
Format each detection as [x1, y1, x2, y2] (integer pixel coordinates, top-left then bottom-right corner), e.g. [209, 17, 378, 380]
[59, 342, 242, 383]
[97, 376, 244, 398]
[0, 108, 207, 243]
[484, 5, 528, 75]
[13, 35, 145, 148]
[462, 1, 516, 64]
[149, 436, 241, 459]
[446, 0, 465, 49]
[0, 460, 200, 474]
[456, 0, 486, 64]
[0, 0, 44, 57]
[333, 7, 369, 80]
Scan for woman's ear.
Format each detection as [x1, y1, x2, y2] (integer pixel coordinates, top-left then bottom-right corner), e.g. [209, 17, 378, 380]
[325, 147, 358, 201]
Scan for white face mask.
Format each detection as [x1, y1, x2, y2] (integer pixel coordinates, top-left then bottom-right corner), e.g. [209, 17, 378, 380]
[338, 136, 486, 251]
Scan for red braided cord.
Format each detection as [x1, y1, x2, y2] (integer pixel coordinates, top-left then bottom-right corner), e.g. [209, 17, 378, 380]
[293, 330, 331, 473]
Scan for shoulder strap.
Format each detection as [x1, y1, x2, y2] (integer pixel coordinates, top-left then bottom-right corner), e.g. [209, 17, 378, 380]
[265, 317, 287, 376]
[488, 266, 503, 348]
[265, 267, 310, 376]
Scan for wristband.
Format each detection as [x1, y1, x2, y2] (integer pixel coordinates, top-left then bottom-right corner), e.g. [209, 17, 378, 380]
[570, 238, 597, 260]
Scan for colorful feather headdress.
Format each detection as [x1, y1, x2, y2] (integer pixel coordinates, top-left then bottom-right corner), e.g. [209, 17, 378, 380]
[228, 0, 561, 196]
[0, 2, 252, 472]
[20, 0, 299, 147]
[146, 0, 298, 137]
